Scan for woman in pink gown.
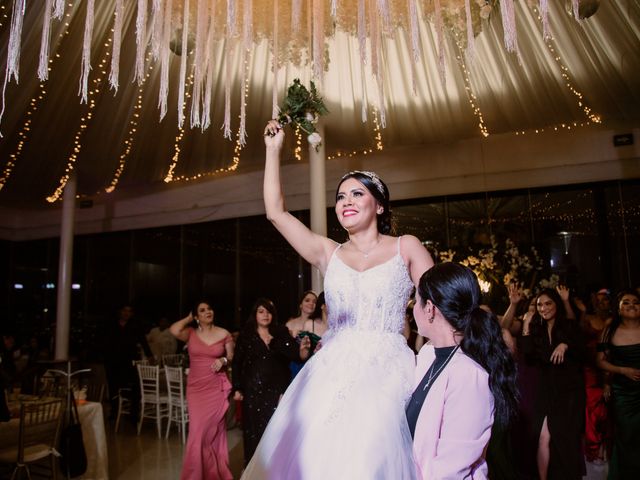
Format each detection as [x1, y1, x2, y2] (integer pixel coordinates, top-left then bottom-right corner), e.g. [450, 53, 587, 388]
[170, 300, 235, 480]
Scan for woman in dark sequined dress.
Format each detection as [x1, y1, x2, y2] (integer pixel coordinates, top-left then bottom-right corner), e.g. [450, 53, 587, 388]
[232, 298, 310, 465]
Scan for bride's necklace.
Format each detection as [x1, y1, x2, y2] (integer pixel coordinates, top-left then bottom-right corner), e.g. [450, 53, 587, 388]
[423, 345, 459, 391]
[349, 237, 380, 258]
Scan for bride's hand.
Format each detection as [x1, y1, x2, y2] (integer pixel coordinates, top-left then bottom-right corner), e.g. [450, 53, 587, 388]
[264, 120, 284, 150]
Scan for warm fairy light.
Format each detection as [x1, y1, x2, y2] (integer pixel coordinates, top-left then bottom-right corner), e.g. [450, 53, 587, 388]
[514, 5, 602, 137]
[47, 36, 111, 203]
[164, 73, 195, 183]
[104, 57, 153, 193]
[0, 5, 74, 192]
[327, 109, 384, 160]
[167, 53, 251, 184]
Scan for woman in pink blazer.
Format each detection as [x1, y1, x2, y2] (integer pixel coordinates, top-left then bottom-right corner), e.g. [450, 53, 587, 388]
[407, 263, 519, 479]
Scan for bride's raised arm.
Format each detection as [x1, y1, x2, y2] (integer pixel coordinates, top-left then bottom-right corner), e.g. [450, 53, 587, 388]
[263, 120, 336, 273]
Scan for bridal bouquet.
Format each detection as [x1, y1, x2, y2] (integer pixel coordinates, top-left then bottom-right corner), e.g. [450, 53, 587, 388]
[276, 79, 329, 151]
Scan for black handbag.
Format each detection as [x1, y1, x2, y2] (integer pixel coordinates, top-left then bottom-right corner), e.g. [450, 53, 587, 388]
[59, 393, 88, 478]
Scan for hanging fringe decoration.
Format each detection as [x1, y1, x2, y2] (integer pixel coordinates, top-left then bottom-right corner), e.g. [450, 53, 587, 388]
[238, 0, 252, 144]
[78, 0, 95, 104]
[464, 0, 475, 64]
[223, 1, 236, 139]
[369, 0, 386, 127]
[377, 0, 391, 34]
[109, 0, 124, 92]
[177, 0, 190, 128]
[499, 0, 518, 53]
[331, 0, 337, 18]
[407, 0, 421, 94]
[434, 0, 446, 87]
[158, 0, 172, 120]
[134, 0, 148, 85]
[358, 0, 367, 121]
[7, 0, 27, 84]
[312, 0, 324, 82]
[272, 0, 279, 118]
[358, 0, 367, 66]
[191, 0, 208, 128]
[38, 0, 54, 81]
[360, 55, 368, 122]
[539, 0, 550, 39]
[202, 0, 216, 130]
[53, 0, 64, 19]
[572, 0, 580, 20]
[151, 0, 164, 61]
[292, 0, 302, 33]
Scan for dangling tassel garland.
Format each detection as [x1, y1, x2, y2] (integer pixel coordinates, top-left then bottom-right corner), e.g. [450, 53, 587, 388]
[202, 0, 216, 130]
[134, 0, 148, 85]
[292, 0, 302, 33]
[499, 0, 518, 54]
[312, 0, 324, 82]
[177, 0, 190, 128]
[271, 0, 279, 118]
[191, 0, 208, 128]
[109, 0, 124, 92]
[38, 0, 54, 81]
[53, 0, 64, 19]
[434, 0, 446, 88]
[464, 0, 475, 64]
[540, 0, 550, 40]
[78, 0, 95, 104]
[158, 0, 172, 120]
[151, 0, 164, 61]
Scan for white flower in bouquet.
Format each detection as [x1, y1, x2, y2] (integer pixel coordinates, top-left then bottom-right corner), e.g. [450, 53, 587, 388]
[307, 132, 322, 146]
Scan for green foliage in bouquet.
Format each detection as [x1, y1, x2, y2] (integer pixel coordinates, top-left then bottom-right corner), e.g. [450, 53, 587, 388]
[276, 79, 329, 149]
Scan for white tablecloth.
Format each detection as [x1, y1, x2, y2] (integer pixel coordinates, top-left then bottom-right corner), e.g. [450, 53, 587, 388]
[75, 401, 108, 480]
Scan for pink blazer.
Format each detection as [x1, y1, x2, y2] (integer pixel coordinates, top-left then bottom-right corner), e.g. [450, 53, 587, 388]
[412, 346, 494, 480]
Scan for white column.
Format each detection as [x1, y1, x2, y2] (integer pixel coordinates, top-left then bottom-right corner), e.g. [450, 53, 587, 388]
[309, 123, 327, 293]
[54, 174, 77, 361]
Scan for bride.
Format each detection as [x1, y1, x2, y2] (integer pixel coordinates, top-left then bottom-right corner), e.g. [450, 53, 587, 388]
[240, 120, 434, 479]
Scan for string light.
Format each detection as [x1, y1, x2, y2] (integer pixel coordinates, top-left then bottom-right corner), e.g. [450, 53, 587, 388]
[104, 55, 153, 193]
[0, 5, 73, 192]
[47, 31, 112, 202]
[327, 108, 384, 160]
[513, 5, 602, 136]
[167, 50, 252, 183]
[455, 51, 489, 137]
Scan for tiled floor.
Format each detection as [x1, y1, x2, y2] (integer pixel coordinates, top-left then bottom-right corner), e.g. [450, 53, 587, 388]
[106, 414, 607, 480]
[107, 417, 244, 479]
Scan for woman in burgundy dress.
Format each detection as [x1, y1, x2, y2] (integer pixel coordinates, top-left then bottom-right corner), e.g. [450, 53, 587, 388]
[170, 300, 235, 480]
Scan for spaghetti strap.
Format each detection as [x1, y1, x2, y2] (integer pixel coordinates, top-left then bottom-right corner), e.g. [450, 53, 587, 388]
[396, 236, 403, 256]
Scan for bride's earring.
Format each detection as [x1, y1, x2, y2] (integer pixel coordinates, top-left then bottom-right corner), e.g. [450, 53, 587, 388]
[197, 319, 202, 331]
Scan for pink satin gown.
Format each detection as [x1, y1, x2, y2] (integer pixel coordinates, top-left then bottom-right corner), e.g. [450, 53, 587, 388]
[181, 330, 233, 480]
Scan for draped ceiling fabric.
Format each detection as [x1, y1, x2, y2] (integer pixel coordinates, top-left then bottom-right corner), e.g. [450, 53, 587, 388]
[0, 0, 638, 209]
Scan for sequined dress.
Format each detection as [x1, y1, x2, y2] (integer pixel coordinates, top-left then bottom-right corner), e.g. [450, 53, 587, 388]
[241, 238, 417, 479]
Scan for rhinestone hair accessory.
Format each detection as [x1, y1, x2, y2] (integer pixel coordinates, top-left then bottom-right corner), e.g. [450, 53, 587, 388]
[342, 170, 385, 197]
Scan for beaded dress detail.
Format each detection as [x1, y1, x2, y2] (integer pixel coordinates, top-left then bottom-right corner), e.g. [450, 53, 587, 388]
[241, 237, 416, 480]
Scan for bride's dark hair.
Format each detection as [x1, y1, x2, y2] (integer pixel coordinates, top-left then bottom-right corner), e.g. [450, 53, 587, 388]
[337, 171, 394, 234]
[417, 262, 519, 428]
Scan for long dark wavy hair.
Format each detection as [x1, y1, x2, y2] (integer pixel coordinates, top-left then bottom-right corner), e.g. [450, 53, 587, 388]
[603, 289, 640, 345]
[310, 291, 326, 320]
[244, 297, 279, 336]
[529, 288, 573, 345]
[417, 262, 519, 428]
[336, 171, 394, 234]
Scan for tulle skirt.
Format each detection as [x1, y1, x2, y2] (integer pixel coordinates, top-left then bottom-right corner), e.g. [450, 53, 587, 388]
[241, 329, 417, 480]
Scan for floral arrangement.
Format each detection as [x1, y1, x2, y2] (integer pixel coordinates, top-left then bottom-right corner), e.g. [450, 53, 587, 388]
[276, 79, 329, 151]
[435, 236, 545, 296]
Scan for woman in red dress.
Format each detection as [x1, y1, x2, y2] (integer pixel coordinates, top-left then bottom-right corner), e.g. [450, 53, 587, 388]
[170, 300, 235, 480]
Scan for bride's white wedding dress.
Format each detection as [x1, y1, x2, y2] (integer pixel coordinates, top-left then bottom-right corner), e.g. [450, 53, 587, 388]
[241, 237, 417, 480]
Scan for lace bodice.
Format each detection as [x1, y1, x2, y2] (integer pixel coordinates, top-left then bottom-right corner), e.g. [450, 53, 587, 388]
[324, 238, 414, 335]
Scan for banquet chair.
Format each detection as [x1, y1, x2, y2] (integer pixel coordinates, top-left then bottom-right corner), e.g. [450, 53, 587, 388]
[162, 354, 186, 367]
[114, 388, 132, 433]
[0, 398, 63, 480]
[136, 365, 169, 438]
[164, 366, 189, 444]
